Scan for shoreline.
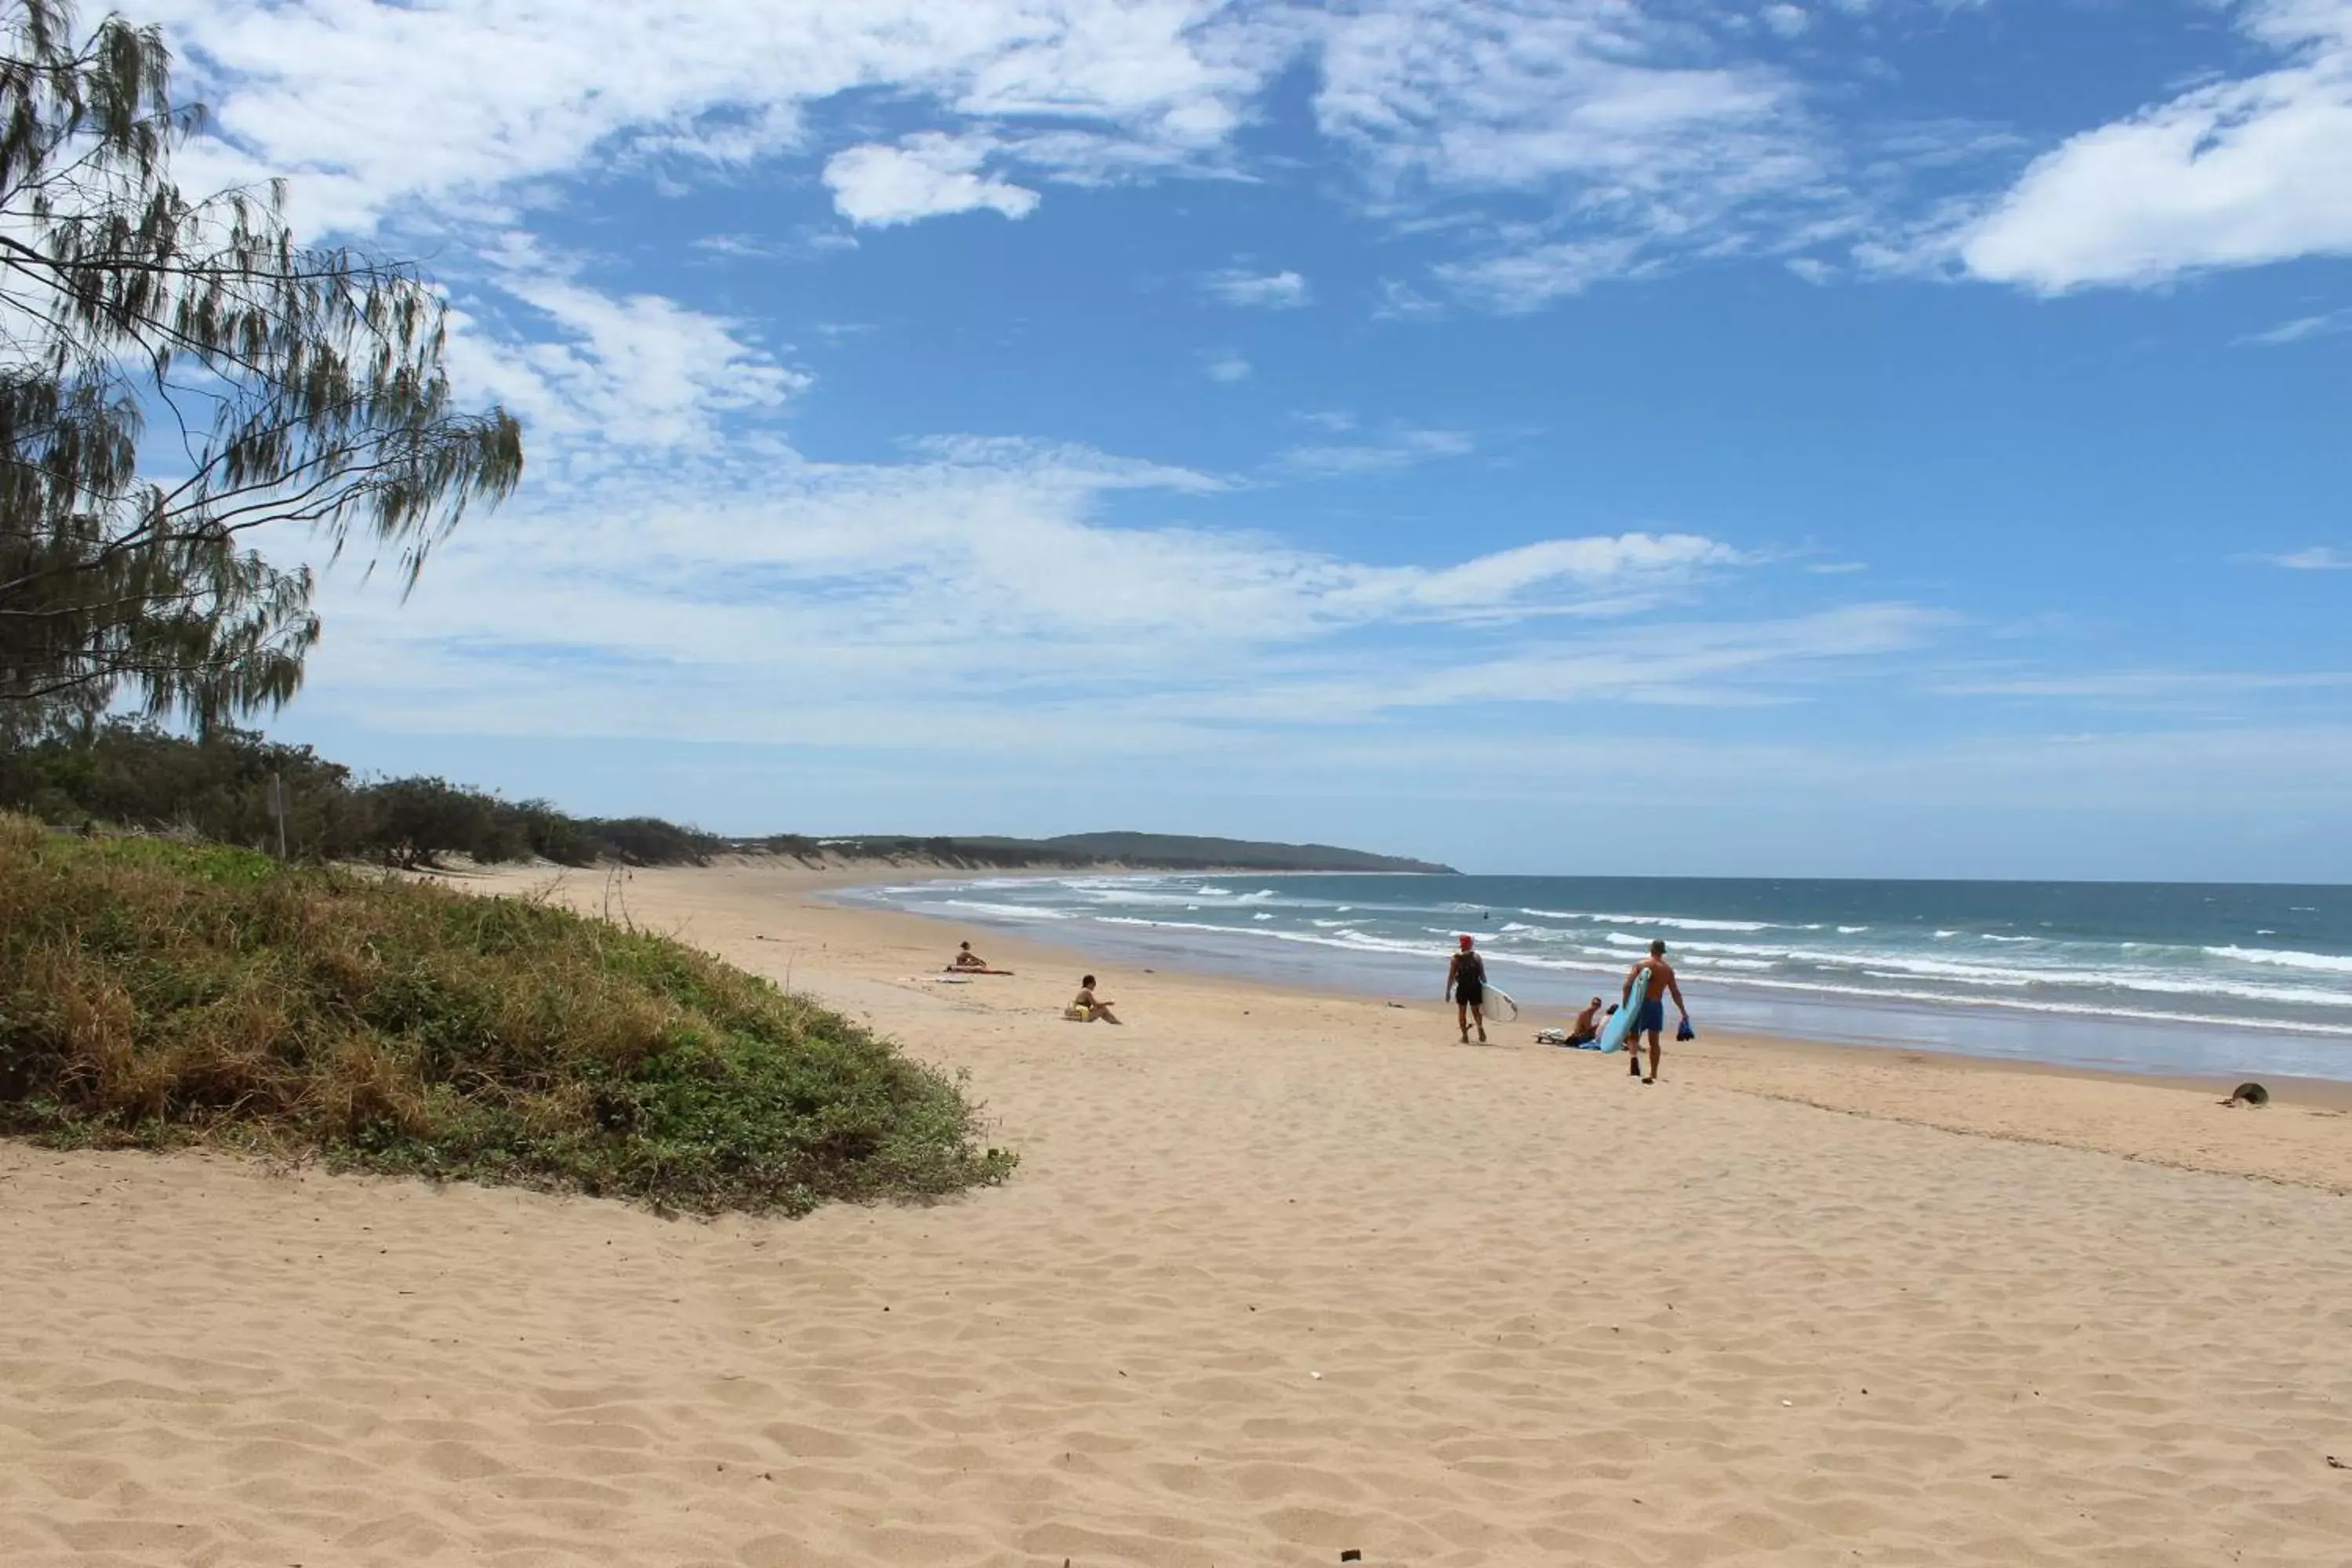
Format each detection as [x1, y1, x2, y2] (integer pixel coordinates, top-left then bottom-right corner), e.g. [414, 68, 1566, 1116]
[798, 863, 2352, 1109]
[448, 858, 2352, 1189]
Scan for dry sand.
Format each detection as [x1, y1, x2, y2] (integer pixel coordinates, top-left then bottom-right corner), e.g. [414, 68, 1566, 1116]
[6, 859, 2350, 1566]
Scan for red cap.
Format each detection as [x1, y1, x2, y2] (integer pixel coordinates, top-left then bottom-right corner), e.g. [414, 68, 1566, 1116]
[1458, 935, 1474, 948]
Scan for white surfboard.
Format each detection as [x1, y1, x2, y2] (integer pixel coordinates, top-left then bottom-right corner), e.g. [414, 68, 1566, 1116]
[1483, 986, 1519, 1022]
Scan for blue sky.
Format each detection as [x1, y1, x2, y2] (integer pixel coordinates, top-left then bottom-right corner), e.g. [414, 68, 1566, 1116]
[147, 0, 2352, 879]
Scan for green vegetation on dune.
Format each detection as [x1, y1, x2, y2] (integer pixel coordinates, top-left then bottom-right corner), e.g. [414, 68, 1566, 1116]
[0, 815, 1014, 1214]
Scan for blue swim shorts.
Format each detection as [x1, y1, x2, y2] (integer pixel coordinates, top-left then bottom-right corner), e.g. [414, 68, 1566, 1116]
[1634, 998, 1667, 1035]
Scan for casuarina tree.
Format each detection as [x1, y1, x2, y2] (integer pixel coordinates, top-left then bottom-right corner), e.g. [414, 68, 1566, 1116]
[0, 0, 521, 737]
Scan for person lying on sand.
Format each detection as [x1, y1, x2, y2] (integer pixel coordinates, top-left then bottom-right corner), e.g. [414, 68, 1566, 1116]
[948, 941, 1012, 975]
[1067, 975, 1122, 1025]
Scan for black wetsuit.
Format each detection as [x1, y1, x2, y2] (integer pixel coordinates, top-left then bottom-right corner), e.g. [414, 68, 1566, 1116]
[1451, 951, 1486, 1007]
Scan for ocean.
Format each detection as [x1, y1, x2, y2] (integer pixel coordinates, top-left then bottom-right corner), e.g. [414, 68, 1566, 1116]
[839, 873, 2352, 1082]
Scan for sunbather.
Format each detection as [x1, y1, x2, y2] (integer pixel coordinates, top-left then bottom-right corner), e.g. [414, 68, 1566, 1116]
[1068, 975, 1122, 1024]
[946, 941, 1014, 975]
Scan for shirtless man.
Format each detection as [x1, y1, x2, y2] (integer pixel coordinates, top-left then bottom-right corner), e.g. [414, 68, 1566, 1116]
[1566, 996, 1605, 1047]
[1621, 938, 1688, 1084]
[1445, 935, 1488, 1044]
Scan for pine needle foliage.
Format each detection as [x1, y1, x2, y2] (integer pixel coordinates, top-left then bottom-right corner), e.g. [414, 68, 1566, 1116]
[0, 815, 1016, 1214]
[0, 0, 521, 731]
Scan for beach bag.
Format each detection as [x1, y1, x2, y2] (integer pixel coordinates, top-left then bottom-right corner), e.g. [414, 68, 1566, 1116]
[1675, 1017, 1696, 1042]
[1534, 1027, 1570, 1046]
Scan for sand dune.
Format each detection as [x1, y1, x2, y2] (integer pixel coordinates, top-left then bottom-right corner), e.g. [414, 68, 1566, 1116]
[6, 862, 2350, 1566]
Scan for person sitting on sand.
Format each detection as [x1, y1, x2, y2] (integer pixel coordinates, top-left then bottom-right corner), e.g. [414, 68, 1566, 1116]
[1566, 996, 1604, 1047]
[950, 941, 999, 972]
[1445, 935, 1487, 1044]
[1068, 975, 1122, 1025]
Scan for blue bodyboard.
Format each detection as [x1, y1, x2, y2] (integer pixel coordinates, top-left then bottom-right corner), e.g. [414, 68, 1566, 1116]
[1595, 970, 1649, 1054]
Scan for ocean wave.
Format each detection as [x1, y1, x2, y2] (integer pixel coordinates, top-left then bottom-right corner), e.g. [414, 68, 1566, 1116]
[926, 899, 1075, 920]
[1521, 908, 1777, 932]
[2206, 945, 2352, 975]
[1581, 933, 2352, 1008]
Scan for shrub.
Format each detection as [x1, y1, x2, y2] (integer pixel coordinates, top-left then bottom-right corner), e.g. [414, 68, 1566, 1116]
[0, 815, 1014, 1214]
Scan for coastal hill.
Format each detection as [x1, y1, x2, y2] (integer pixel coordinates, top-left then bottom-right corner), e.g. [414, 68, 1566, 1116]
[782, 832, 1455, 874]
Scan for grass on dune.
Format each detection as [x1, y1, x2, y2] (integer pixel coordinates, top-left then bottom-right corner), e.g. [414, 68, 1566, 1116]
[0, 814, 1014, 1214]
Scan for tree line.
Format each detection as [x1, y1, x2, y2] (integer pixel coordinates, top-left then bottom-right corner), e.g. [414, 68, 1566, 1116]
[0, 717, 720, 866]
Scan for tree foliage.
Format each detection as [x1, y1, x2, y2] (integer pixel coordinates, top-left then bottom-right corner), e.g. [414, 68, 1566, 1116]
[0, 717, 723, 868]
[0, 0, 521, 730]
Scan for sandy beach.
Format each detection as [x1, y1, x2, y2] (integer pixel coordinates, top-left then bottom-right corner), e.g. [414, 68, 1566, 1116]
[6, 859, 2350, 1566]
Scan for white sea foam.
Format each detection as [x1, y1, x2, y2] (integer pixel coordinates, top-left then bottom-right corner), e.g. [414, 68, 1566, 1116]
[2206, 945, 2352, 975]
[927, 899, 1074, 920]
[1521, 908, 1777, 932]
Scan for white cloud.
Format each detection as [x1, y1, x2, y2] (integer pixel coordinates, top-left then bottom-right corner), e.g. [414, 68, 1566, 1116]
[1763, 5, 1813, 40]
[1205, 267, 1310, 307]
[2263, 546, 2352, 569]
[1203, 352, 1254, 383]
[1279, 428, 1475, 475]
[1315, 0, 1839, 299]
[442, 243, 806, 460]
[286, 434, 1790, 749]
[824, 134, 1041, 227]
[1935, 668, 2352, 702]
[2240, 307, 2352, 344]
[147, 0, 1285, 236]
[1436, 238, 1650, 311]
[1960, 0, 2352, 290]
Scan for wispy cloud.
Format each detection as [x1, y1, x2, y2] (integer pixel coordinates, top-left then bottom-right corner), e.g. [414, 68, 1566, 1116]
[282, 429, 1805, 750]
[2259, 546, 2352, 571]
[1936, 669, 2352, 702]
[1279, 428, 1475, 475]
[1203, 351, 1254, 383]
[1205, 267, 1311, 308]
[443, 240, 807, 464]
[1315, 0, 1845, 302]
[2240, 308, 2352, 346]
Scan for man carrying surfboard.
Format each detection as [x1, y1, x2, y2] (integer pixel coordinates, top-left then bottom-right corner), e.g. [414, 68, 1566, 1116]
[1445, 935, 1488, 1044]
[1621, 939, 1688, 1084]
